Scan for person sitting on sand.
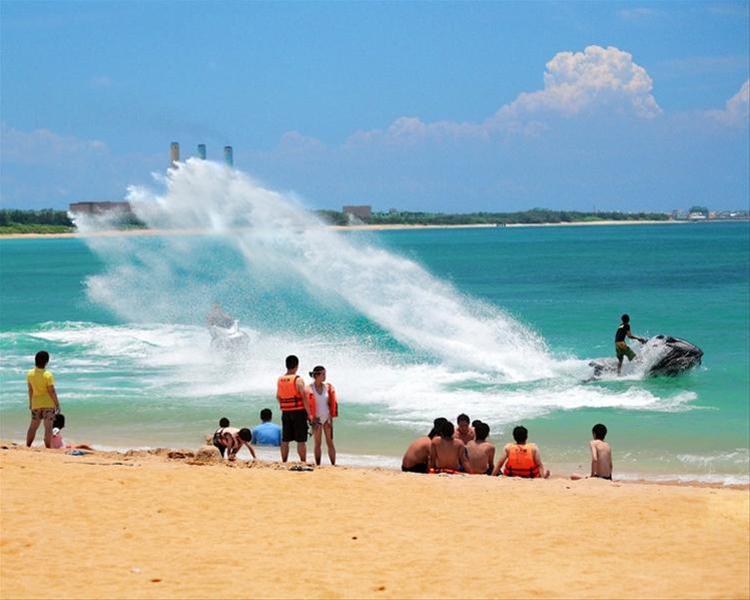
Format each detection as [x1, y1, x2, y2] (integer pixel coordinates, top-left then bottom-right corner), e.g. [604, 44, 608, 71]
[251, 409, 282, 447]
[402, 417, 448, 473]
[308, 365, 338, 466]
[453, 413, 475, 444]
[218, 427, 256, 462]
[26, 350, 60, 449]
[430, 421, 466, 473]
[465, 421, 495, 475]
[492, 425, 550, 478]
[50, 414, 94, 451]
[615, 314, 647, 375]
[571, 423, 613, 481]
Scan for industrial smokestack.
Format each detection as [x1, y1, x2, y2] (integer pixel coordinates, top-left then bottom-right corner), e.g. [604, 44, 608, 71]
[223, 145, 233, 167]
[197, 144, 206, 160]
[170, 142, 180, 168]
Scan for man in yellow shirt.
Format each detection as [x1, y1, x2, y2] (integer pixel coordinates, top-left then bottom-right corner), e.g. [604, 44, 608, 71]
[26, 351, 60, 448]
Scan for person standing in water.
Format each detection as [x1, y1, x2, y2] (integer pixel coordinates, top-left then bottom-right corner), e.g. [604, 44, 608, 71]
[276, 355, 311, 463]
[308, 365, 338, 466]
[615, 314, 647, 375]
[26, 351, 60, 448]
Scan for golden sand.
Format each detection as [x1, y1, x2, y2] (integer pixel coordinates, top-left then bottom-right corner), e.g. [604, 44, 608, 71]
[1, 445, 748, 599]
[0, 220, 699, 240]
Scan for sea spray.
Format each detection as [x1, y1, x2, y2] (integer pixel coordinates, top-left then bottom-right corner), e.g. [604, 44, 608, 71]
[78, 159, 554, 381]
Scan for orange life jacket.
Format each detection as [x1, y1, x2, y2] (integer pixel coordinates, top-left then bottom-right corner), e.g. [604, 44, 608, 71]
[503, 443, 540, 478]
[307, 383, 338, 419]
[277, 374, 305, 412]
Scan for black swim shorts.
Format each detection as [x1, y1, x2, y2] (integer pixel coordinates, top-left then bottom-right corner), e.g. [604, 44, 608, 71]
[401, 463, 429, 474]
[282, 409, 309, 443]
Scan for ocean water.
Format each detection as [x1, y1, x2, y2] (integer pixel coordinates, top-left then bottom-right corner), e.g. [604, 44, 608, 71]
[1, 160, 748, 484]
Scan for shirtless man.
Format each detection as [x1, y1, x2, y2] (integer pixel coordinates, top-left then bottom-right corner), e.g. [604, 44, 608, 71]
[402, 418, 447, 473]
[430, 421, 466, 472]
[453, 413, 475, 445]
[572, 423, 613, 480]
[492, 425, 550, 478]
[219, 427, 257, 461]
[464, 421, 495, 475]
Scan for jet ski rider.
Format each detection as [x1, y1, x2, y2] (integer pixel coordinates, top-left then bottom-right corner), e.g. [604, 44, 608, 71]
[615, 314, 647, 375]
[207, 303, 234, 329]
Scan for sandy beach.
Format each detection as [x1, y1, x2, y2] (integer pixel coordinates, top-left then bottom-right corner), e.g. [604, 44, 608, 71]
[0, 219, 714, 240]
[1, 444, 748, 599]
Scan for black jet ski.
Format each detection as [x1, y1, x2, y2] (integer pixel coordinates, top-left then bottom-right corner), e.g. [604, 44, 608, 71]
[589, 335, 703, 378]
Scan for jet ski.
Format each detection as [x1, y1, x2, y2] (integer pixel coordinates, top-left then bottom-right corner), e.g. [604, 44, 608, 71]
[589, 335, 703, 378]
[209, 319, 250, 352]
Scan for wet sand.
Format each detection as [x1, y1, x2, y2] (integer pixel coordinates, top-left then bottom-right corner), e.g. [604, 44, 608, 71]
[1, 444, 748, 599]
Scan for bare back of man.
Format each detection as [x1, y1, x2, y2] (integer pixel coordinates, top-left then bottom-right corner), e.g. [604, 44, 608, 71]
[430, 437, 465, 471]
[590, 439, 612, 479]
[402, 436, 431, 471]
[465, 440, 495, 474]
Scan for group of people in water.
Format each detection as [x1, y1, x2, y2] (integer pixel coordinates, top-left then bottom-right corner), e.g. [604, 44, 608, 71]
[26, 350, 613, 480]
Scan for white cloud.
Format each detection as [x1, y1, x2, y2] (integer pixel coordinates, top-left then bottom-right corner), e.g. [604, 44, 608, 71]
[706, 80, 750, 126]
[0, 123, 108, 166]
[346, 45, 660, 145]
[617, 7, 662, 21]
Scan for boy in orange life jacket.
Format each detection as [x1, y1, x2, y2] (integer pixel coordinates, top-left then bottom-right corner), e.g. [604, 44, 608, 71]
[492, 425, 550, 478]
[276, 355, 312, 463]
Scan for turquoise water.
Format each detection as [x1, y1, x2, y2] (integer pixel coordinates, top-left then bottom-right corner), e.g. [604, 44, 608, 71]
[1, 165, 748, 483]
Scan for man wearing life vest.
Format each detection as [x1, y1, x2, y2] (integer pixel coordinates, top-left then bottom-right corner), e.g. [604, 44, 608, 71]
[276, 355, 312, 463]
[491, 425, 550, 478]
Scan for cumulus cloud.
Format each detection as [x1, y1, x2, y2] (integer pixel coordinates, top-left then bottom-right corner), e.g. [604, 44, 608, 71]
[705, 80, 750, 126]
[346, 45, 660, 145]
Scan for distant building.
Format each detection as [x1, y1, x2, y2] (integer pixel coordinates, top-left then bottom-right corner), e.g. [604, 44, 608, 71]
[69, 201, 131, 215]
[343, 205, 372, 220]
[688, 211, 707, 221]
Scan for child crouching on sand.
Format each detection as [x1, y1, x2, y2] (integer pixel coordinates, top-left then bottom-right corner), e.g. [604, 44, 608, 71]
[571, 423, 613, 481]
[217, 427, 256, 462]
[50, 414, 94, 451]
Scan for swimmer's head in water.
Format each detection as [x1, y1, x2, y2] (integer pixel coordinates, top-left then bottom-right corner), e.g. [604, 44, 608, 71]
[592, 423, 608, 440]
[512, 426, 528, 444]
[239, 428, 252, 442]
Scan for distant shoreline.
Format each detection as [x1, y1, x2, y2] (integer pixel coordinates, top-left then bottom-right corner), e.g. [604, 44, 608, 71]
[1, 219, 746, 240]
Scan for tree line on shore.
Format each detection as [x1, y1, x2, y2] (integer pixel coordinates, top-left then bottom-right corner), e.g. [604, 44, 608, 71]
[0, 207, 671, 234]
[316, 208, 670, 226]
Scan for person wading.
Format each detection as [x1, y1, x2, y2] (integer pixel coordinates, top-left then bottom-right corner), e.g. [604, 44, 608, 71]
[276, 355, 312, 463]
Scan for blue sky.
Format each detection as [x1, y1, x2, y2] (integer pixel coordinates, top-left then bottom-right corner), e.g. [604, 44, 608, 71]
[1, 1, 748, 212]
